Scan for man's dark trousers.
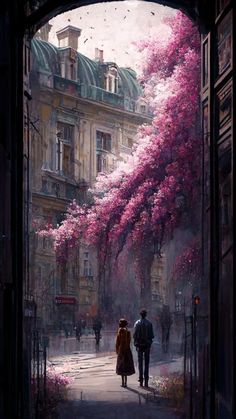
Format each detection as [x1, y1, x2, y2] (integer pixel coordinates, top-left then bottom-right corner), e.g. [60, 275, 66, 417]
[137, 346, 150, 385]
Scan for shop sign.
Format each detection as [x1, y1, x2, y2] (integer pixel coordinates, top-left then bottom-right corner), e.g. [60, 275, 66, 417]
[55, 296, 77, 305]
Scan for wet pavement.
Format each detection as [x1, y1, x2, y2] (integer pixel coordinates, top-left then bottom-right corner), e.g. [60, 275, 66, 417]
[48, 332, 184, 419]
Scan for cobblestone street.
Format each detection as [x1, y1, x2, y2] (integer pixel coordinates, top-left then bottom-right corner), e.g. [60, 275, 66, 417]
[48, 333, 184, 419]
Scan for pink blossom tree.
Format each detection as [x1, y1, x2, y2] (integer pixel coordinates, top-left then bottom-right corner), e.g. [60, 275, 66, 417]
[40, 12, 201, 309]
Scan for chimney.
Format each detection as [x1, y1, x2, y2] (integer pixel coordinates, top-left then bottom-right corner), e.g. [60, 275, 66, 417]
[56, 26, 81, 50]
[95, 48, 104, 63]
[37, 22, 52, 42]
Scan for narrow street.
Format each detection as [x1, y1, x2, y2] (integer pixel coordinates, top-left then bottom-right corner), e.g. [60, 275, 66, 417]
[48, 332, 184, 419]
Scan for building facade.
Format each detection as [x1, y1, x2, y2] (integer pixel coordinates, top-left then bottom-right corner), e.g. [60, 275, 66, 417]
[29, 25, 151, 331]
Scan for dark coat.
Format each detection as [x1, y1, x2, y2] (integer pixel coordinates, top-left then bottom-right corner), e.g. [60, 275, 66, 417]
[116, 327, 135, 376]
[133, 318, 154, 349]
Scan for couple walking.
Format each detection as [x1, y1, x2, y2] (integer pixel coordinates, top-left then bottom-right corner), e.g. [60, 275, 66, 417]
[116, 309, 154, 388]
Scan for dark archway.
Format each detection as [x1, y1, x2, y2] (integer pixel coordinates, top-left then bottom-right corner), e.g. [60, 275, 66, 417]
[0, 0, 234, 418]
[25, 0, 211, 33]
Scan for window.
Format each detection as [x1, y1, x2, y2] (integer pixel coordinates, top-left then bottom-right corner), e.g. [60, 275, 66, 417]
[97, 154, 102, 173]
[70, 64, 75, 80]
[83, 252, 92, 276]
[105, 66, 118, 93]
[57, 122, 74, 143]
[63, 144, 71, 175]
[127, 138, 133, 148]
[56, 136, 63, 171]
[85, 295, 90, 304]
[108, 76, 112, 92]
[96, 153, 107, 174]
[154, 280, 160, 293]
[96, 131, 111, 152]
[56, 122, 74, 175]
[140, 105, 146, 114]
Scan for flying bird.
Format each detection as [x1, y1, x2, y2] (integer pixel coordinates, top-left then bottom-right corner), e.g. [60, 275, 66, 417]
[84, 38, 88, 43]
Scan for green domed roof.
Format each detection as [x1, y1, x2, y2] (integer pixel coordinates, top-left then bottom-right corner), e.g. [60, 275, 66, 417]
[77, 52, 100, 86]
[118, 67, 142, 100]
[31, 38, 60, 74]
[31, 38, 142, 102]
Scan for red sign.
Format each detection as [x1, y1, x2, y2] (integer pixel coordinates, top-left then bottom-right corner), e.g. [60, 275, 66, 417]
[55, 296, 77, 305]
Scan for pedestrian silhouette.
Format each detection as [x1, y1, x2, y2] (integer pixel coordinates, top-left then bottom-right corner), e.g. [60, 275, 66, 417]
[133, 309, 154, 388]
[116, 318, 135, 388]
[93, 316, 102, 345]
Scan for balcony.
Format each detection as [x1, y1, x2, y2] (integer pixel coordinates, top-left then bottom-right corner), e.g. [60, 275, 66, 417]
[80, 84, 125, 108]
[53, 76, 139, 113]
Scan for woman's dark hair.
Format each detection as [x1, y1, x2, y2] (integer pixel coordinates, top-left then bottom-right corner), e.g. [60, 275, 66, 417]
[119, 318, 128, 328]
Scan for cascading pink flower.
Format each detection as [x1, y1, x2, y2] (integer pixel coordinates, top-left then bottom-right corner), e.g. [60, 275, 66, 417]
[40, 12, 201, 265]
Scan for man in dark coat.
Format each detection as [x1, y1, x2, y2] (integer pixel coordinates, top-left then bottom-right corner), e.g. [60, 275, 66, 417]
[92, 317, 102, 344]
[133, 309, 154, 387]
[75, 320, 82, 341]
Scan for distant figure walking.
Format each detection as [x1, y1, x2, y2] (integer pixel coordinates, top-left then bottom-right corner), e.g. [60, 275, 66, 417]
[93, 316, 102, 344]
[64, 324, 69, 338]
[116, 319, 135, 387]
[75, 320, 82, 341]
[133, 309, 154, 388]
[160, 305, 172, 354]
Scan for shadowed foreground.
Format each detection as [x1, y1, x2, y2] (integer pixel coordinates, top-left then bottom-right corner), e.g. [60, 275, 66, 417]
[50, 349, 184, 419]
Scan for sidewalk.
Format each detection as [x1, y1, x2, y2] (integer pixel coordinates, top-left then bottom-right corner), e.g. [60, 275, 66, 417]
[50, 352, 184, 419]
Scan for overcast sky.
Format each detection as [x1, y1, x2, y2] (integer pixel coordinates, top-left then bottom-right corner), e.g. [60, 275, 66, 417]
[48, 1, 176, 71]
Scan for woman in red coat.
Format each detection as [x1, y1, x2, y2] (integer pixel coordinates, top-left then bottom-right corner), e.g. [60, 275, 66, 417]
[116, 318, 135, 387]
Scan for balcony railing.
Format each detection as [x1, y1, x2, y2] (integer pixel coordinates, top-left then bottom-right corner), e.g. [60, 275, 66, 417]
[53, 76, 141, 113]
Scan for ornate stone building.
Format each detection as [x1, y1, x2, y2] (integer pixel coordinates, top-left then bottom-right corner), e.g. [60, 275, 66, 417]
[29, 25, 151, 330]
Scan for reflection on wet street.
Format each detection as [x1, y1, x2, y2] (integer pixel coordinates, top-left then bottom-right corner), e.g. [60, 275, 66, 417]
[48, 330, 172, 364]
[48, 330, 117, 358]
[75, 331, 116, 354]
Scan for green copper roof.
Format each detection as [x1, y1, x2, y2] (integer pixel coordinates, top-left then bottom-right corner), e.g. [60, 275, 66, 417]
[77, 52, 101, 86]
[31, 39, 60, 74]
[31, 38, 142, 103]
[118, 67, 142, 100]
